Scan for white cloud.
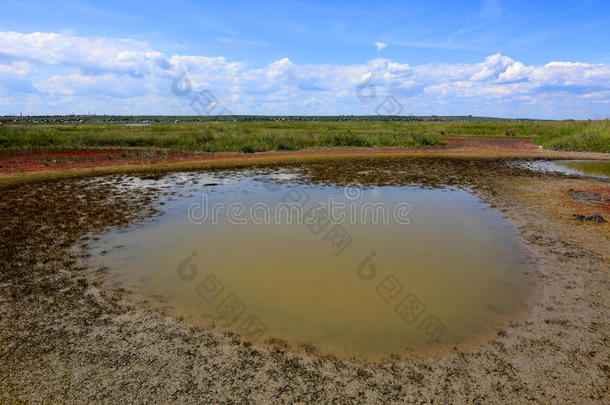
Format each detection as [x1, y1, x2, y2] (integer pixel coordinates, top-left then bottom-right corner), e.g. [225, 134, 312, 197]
[0, 31, 170, 77]
[375, 42, 387, 51]
[34, 73, 150, 98]
[0, 31, 609, 118]
[0, 61, 30, 75]
[471, 53, 516, 81]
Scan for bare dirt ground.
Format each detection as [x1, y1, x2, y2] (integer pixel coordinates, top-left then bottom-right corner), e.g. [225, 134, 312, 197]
[0, 152, 608, 403]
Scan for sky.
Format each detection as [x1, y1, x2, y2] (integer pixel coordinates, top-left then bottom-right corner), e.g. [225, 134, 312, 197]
[1, 0, 610, 118]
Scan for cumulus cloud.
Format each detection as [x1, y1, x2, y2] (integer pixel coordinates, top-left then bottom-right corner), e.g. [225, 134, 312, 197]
[375, 42, 387, 51]
[0, 31, 171, 77]
[0, 31, 609, 118]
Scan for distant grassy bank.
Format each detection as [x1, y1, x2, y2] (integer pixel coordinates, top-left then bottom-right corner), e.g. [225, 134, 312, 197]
[532, 120, 610, 153]
[1, 119, 608, 153]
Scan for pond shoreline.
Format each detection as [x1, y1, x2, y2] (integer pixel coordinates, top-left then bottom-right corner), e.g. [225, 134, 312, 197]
[2, 140, 610, 187]
[1, 157, 608, 403]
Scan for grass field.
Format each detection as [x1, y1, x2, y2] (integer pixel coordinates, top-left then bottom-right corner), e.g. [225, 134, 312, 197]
[1, 119, 608, 153]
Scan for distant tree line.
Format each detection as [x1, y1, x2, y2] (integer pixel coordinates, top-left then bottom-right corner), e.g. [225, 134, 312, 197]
[1, 114, 545, 124]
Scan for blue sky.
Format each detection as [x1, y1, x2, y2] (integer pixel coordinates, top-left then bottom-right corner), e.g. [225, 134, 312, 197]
[1, 0, 610, 118]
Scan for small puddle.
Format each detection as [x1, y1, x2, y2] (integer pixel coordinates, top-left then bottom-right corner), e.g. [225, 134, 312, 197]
[85, 165, 536, 360]
[514, 159, 610, 178]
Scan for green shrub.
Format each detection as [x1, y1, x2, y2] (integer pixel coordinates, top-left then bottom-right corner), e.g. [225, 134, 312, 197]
[276, 139, 298, 151]
[240, 143, 268, 153]
[411, 133, 443, 146]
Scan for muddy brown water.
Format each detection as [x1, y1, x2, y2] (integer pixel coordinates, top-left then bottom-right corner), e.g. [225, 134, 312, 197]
[85, 160, 537, 360]
[514, 159, 610, 178]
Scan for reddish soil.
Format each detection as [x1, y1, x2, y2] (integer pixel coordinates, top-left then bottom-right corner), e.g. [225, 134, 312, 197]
[0, 150, 191, 174]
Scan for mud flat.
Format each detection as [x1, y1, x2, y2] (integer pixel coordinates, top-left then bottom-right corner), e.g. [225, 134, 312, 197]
[1, 156, 608, 403]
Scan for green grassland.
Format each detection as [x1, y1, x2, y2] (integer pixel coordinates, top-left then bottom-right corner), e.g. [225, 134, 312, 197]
[0, 119, 608, 153]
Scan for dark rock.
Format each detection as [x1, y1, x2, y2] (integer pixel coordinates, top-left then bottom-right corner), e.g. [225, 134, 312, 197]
[572, 214, 607, 223]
